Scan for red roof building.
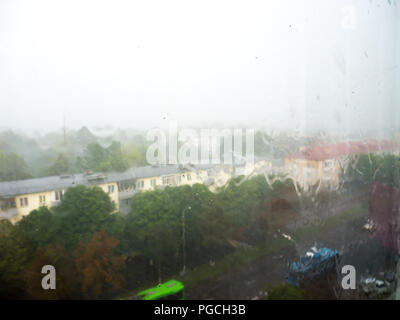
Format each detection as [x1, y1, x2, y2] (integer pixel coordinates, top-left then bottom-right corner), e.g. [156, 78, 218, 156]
[285, 139, 398, 192]
[287, 140, 397, 161]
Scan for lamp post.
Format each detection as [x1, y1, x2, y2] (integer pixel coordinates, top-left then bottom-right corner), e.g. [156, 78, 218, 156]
[396, 255, 400, 300]
[180, 206, 191, 276]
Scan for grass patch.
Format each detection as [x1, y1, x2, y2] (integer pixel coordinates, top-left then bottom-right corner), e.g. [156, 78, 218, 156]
[177, 237, 291, 290]
[264, 283, 306, 300]
[293, 203, 366, 242]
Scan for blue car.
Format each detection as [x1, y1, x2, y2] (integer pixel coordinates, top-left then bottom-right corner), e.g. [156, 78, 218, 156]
[287, 247, 340, 287]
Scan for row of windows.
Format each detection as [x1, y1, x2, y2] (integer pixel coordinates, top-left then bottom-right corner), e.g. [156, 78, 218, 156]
[132, 174, 193, 190]
[16, 176, 195, 208]
[117, 173, 195, 192]
[118, 179, 154, 191]
[18, 190, 65, 208]
[161, 174, 192, 185]
[119, 182, 135, 192]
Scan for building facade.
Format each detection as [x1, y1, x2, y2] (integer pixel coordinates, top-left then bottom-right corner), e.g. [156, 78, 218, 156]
[0, 157, 288, 223]
[0, 165, 210, 223]
[285, 139, 398, 193]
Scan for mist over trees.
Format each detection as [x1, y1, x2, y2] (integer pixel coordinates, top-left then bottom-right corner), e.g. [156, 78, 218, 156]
[0, 126, 311, 182]
[0, 151, 32, 181]
[0, 127, 150, 181]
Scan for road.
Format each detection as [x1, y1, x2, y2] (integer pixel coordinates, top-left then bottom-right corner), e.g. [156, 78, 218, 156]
[186, 205, 395, 300]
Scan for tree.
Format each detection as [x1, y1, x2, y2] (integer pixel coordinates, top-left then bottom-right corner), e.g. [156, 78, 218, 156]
[168, 184, 233, 261]
[74, 230, 126, 298]
[216, 175, 271, 241]
[192, 204, 234, 259]
[126, 188, 181, 280]
[54, 185, 116, 251]
[107, 141, 128, 171]
[346, 153, 380, 185]
[23, 243, 78, 299]
[81, 141, 129, 172]
[82, 143, 108, 171]
[0, 220, 36, 298]
[46, 153, 70, 176]
[256, 178, 299, 235]
[254, 131, 273, 156]
[374, 154, 400, 188]
[122, 142, 147, 167]
[105, 212, 130, 255]
[126, 184, 234, 275]
[16, 206, 59, 248]
[0, 151, 32, 181]
[1, 185, 124, 298]
[346, 153, 400, 188]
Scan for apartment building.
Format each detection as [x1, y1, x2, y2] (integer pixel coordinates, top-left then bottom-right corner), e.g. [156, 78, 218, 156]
[117, 164, 209, 214]
[285, 139, 398, 192]
[0, 173, 120, 224]
[0, 156, 290, 223]
[0, 164, 210, 223]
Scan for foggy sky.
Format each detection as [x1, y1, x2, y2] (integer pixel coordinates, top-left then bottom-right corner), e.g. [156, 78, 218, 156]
[0, 0, 399, 135]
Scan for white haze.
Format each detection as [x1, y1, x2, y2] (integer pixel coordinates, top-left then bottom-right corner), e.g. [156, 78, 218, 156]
[0, 0, 399, 136]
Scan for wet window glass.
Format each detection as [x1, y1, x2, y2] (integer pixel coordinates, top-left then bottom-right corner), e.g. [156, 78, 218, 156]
[0, 0, 399, 301]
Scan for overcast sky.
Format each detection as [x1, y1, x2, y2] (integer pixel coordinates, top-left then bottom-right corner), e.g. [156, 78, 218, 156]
[0, 0, 399, 135]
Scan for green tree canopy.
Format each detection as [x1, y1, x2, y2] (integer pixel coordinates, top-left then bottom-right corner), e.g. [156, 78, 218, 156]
[126, 188, 181, 278]
[126, 184, 236, 274]
[16, 206, 60, 248]
[0, 220, 36, 298]
[346, 153, 400, 188]
[0, 151, 32, 181]
[80, 141, 129, 172]
[216, 175, 271, 226]
[46, 153, 70, 176]
[53, 185, 116, 250]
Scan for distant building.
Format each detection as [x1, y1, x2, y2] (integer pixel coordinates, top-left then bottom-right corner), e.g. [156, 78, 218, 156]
[0, 164, 210, 223]
[116, 164, 209, 214]
[0, 156, 290, 223]
[0, 173, 120, 224]
[285, 139, 398, 192]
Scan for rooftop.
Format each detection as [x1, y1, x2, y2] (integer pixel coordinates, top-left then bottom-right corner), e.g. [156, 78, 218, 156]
[0, 159, 277, 198]
[287, 139, 398, 161]
[0, 164, 213, 198]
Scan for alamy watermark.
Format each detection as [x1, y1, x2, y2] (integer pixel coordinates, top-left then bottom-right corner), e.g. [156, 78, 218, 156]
[341, 265, 356, 290]
[41, 265, 56, 290]
[146, 121, 255, 170]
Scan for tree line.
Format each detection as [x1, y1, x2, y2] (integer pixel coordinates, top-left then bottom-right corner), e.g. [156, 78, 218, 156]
[0, 174, 298, 299]
[0, 128, 301, 182]
[2, 151, 396, 299]
[0, 128, 149, 182]
[345, 153, 400, 188]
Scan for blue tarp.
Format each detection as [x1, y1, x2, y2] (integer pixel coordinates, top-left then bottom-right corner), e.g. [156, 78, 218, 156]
[287, 247, 339, 287]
